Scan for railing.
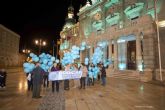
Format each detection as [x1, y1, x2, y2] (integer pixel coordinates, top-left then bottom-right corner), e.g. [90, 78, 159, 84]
[105, 15, 153, 33]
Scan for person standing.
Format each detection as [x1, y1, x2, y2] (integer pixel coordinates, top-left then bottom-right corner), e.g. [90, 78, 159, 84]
[100, 64, 106, 86]
[43, 71, 49, 88]
[64, 64, 71, 90]
[72, 63, 79, 88]
[0, 69, 4, 88]
[27, 73, 33, 91]
[51, 63, 60, 92]
[31, 63, 44, 98]
[80, 63, 88, 89]
[0, 69, 7, 88]
[87, 64, 93, 86]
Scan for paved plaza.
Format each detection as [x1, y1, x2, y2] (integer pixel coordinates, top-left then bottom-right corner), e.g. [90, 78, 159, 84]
[0, 69, 165, 110]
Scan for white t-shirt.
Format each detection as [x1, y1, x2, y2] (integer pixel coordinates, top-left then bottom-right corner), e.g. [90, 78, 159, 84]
[27, 74, 31, 81]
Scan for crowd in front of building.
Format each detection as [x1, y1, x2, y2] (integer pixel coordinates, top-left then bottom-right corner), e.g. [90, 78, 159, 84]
[25, 61, 107, 99]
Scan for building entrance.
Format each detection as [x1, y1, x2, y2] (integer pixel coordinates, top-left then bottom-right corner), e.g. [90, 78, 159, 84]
[127, 40, 136, 70]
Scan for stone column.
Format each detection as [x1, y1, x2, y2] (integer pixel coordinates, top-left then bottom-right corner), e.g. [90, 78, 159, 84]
[93, 41, 97, 54]
[136, 34, 142, 71]
[94, 41, 97, 49]
[80, 51, 83, 63]
[103, 45, 107, 60]
[114, 39, 118, 69]
[125, 41, 128, 68]
[140, 34, 155, 82]
[90, 44, 93, 62]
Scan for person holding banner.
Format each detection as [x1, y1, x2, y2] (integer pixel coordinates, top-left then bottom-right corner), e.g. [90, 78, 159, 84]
[51, 63, 60, 92]
[72, 63, 80, 88]
[64, 64, 71, 90]
[79, 63, 88, 89]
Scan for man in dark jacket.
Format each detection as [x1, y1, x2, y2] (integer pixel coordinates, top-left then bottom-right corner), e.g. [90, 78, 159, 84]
[0, 69, 3, 88]
[100, 64, 106, 86]
[0, 69, 7, 88]
[31, 63, 44, 98]
[43, 71, 49, 88]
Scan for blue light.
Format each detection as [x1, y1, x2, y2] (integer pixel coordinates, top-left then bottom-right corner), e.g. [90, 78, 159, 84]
[118, 63, 126, 70]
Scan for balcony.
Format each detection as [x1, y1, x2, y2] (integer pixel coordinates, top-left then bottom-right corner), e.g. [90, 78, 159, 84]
[124, 3, 144, 19]
[106, 15, 153, 35]
[92, 20, 103, 31]
[106, 13, 120, 26]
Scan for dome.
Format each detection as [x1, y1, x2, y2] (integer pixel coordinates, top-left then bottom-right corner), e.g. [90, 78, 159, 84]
[62, 18, 76, 31]
[68, 5, 74, 13]
[62, 4, 76, 31]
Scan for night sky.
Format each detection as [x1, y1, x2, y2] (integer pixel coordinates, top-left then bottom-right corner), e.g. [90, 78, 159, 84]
[0, 0, 88, 54]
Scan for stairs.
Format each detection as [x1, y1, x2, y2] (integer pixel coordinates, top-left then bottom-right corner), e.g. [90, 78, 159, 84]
[107, 70, 141, 81]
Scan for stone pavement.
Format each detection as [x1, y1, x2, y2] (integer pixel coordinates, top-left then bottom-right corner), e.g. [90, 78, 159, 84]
[37, 85, 65, 110]
[1, 68, 165, 110]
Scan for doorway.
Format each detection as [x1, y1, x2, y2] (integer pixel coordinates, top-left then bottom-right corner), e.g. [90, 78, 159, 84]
[127, 40, 136, 70]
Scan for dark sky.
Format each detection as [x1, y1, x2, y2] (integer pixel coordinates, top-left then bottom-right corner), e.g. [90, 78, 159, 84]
[0, 0, 87, 54]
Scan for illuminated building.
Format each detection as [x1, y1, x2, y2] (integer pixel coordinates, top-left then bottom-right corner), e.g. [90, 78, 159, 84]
[60, 0, 165, 82]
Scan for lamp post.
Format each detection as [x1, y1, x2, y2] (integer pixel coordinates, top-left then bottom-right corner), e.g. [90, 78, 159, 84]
[53, 39, 60, 58]
[154, 0, 163, 81]
[35, 39, 46, 55]
[22, 49, 31, 62]
[22, 49, 31, 54]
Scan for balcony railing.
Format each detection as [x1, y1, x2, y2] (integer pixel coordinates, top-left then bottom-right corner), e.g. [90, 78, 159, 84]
[124, 3, 144, 19]
[106, 13, 120, 26]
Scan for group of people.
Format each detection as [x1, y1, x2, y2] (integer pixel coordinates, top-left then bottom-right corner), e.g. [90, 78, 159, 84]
[0, 69, 7, 88]
[63, 62, 107, 91]
[26, 62, 62, 98]
[88, 63, 107, 86]
[26, 62, 107, 99]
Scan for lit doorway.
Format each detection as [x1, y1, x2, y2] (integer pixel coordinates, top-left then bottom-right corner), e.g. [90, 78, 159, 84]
[127, 40, 136, 70]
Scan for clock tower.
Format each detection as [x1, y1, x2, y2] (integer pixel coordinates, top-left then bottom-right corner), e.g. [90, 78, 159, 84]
[62, 2, 76, 31]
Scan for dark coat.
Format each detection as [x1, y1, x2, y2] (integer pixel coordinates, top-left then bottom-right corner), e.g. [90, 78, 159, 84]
[101, 66, 106, 77]
[31, 66, 44, 85]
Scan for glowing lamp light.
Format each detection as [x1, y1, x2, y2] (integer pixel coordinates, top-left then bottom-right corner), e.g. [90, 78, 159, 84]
[22, 49, 25, 53]
[27, 50, 30, 53]
[159, 20, 165, 27]
[35, 40, 39, 45]
[23, 49, 31, 54]
[43, 41, 46, 46]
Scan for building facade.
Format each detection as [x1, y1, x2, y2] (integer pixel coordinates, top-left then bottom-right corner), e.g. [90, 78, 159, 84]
[0, 24, 20, 67]
[60, 4, 77, 57]
[60, 0, 165, 81]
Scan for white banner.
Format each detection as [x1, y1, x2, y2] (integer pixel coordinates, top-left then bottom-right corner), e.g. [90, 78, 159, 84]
[48, 71, 82, 81]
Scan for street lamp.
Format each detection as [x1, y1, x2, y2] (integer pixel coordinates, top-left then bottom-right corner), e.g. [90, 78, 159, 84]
[35, 39, 46, 55]
[53, 39, 60, 58]
[22, 49, 31, 54]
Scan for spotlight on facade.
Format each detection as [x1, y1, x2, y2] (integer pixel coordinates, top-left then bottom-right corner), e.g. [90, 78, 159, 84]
[159, 20, 165, 27]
